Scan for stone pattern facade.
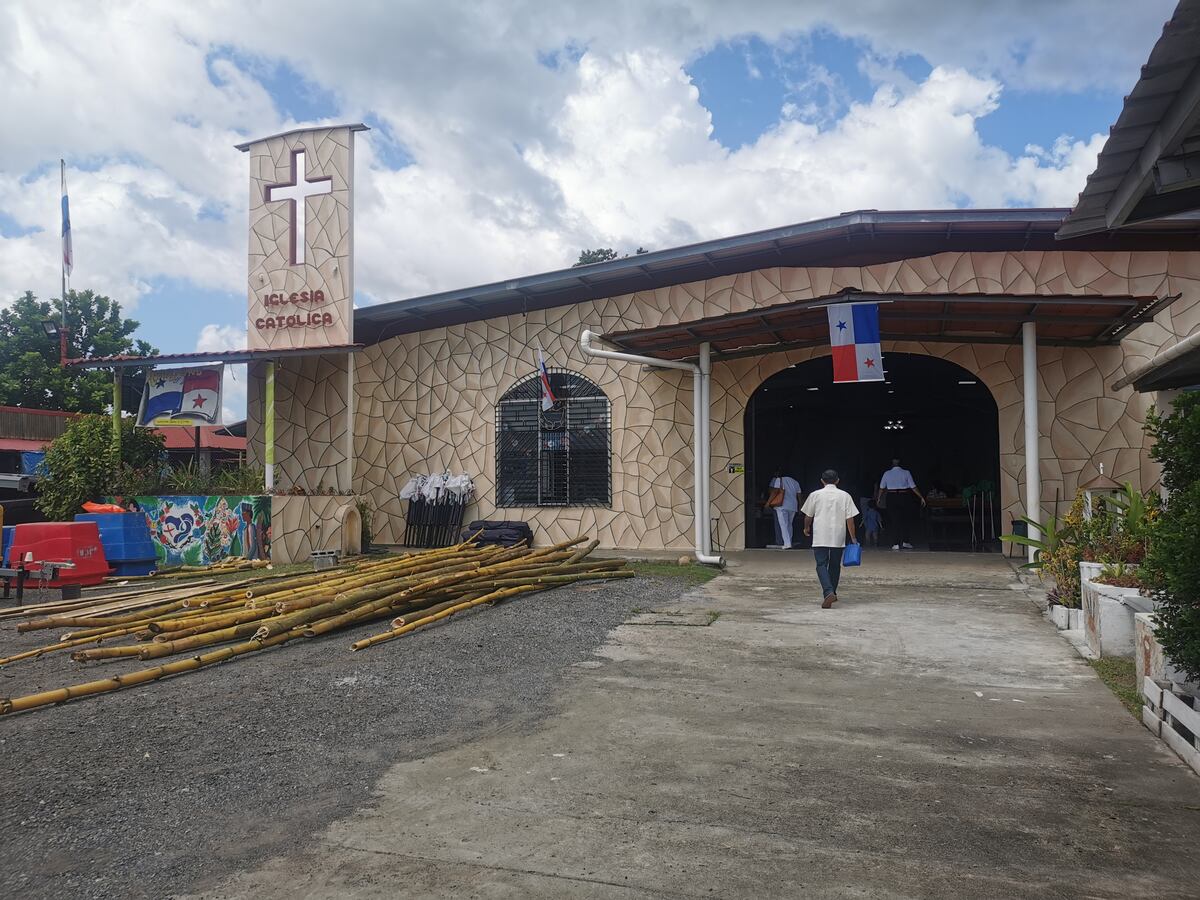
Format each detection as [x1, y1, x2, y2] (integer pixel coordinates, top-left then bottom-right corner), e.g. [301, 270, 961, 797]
[253, 249, 1200, 550]
[245, 126, 357, 351]
[270, 495, 359, 564]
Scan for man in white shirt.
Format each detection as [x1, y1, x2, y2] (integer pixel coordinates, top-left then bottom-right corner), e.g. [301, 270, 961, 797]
[876, 458, 925, 550]
[801, 469, 859, 609]
[768, 471, 802, 549]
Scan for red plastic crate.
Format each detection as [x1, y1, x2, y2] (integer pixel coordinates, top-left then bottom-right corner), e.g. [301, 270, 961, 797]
[8, 522, 111, 587]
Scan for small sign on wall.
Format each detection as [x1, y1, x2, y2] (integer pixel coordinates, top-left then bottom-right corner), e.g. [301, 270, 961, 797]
[727, 463, 745, 474]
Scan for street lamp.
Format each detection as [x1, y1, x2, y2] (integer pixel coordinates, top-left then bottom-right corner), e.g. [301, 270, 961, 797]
[40, 319, 67, 366]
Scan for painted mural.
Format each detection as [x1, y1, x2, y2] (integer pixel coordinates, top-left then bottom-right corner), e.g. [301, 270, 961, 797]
[131, 495, 271, 566]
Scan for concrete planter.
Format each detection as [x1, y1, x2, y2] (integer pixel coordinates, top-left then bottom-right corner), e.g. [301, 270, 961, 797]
[1135, 612, 1200, 695]
[1068, 608, 1083, 631]
[1049, 604, 1070, 630]
[1078, 561, 1105, 585]
[1082, 578, 1141, 658]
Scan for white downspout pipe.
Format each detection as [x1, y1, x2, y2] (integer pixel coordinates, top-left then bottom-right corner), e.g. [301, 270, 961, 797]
[580, 330, 724, 566]
[698, 342, 714, 558]
[1022, 321, 1041, 565]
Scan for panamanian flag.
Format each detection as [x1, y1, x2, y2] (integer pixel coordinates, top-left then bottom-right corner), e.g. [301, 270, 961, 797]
[537, 345, 557, 412]
[137, 366, 222, 425]
[827, 303, 884, 383]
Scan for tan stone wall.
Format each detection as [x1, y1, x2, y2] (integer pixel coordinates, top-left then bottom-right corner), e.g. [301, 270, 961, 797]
[253, 249, 1200, 550]
[270, 494, 358, 564]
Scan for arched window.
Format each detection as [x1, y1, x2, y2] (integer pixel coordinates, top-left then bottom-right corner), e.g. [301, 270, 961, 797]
[496, 370, 611, 507]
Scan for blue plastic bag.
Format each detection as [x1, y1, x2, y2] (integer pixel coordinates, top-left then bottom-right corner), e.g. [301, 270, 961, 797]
[843, 542, 862, 567]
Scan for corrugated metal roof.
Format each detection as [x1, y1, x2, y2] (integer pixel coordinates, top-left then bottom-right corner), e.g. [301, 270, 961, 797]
[355, 208, 1200, 346]
[1058, 1, 1200, 237]
[66, 344, 362, 370]
[604, 289, 1177, 361]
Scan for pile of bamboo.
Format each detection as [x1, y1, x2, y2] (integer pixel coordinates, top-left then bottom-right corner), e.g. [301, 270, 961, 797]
[105, 557, 271, 582]
[0, 536, 626, 715]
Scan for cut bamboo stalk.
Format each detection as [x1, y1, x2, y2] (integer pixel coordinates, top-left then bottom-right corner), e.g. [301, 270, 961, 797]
[0, 628, 303, 715]
[352, 584, 542, 651]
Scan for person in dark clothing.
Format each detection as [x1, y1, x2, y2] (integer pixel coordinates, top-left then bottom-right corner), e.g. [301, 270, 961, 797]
[875, 458, 925, 550]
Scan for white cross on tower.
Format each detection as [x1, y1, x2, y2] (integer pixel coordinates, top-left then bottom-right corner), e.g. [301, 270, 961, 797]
[265, 149, 332, 266]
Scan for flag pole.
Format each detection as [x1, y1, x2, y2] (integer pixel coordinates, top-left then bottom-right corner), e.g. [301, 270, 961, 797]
[59, 159, 68, 367]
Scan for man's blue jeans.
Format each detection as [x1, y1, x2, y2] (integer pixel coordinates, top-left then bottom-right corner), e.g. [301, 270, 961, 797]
[813, 546, 844, 599]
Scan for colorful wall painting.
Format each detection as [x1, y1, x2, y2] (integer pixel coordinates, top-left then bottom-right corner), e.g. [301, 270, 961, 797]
[128, 495, 270, 566]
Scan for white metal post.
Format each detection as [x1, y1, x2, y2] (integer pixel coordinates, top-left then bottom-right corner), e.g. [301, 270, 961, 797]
[698, 342, 713, 557]
[1022, 322, 1041, 563]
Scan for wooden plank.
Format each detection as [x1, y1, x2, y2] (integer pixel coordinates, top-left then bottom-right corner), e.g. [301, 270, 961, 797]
[1161, 725, 1200, 778]
[1143, 706, 1162, 738]
[1162, 689, 1200, 736]
[1143, 676, 1164, 710]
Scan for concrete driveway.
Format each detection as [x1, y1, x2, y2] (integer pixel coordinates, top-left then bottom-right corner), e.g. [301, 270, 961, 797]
[187, 552, 1200, 899]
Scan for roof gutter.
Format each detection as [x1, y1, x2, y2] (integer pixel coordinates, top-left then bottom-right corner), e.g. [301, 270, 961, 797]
[1112, 329, 1200, 391]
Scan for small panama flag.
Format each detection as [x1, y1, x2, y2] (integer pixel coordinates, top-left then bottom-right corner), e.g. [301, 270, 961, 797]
[827, 302, 885, 383]
[537, 345, 557, 412]
[61, 160, 72, 277]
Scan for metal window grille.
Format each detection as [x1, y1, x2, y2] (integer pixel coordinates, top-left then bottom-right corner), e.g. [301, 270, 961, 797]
[496, 369, 611, 507]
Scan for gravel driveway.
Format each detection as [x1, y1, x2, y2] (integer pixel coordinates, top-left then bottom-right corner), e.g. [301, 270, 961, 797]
[0, 571, 701, 900]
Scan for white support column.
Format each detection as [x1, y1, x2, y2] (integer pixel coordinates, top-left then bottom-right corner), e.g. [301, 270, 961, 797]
[1022, 321, 1041, 563]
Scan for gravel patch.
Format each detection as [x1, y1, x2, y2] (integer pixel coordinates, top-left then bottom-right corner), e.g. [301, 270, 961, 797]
[0, 573, 704, 900]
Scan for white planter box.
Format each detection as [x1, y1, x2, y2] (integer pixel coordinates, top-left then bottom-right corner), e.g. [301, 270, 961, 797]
[1078, 561, 1105, 584]
[1082, 579, 1140, 657]
[1049, 604, 1070, 630]
[1068, 608, 1083, 631]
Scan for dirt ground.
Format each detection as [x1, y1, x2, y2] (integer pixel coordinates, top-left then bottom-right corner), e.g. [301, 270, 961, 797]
[0, 571, 702, 900]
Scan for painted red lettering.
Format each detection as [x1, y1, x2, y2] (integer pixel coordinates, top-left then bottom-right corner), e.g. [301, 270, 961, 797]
[322, 312, 333, 325]
[314, 289, 325, 303]
[255, 317, 265, 329]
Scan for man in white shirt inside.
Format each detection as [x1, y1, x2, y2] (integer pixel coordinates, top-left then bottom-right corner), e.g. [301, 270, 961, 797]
[876, 458, 925, 550]
[768, 471, 802, 549]
[801, 469, 859, 609]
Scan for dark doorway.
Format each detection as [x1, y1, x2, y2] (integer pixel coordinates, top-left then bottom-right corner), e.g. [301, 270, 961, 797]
[744, 352, 1001, 550]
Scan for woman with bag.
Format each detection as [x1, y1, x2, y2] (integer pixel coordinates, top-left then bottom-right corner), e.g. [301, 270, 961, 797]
[766, 469, 802, 549]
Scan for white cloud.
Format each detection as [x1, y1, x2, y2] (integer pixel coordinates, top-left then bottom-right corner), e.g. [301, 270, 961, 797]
[0, 0, 1171, 324]
[195, 324, 247, 423]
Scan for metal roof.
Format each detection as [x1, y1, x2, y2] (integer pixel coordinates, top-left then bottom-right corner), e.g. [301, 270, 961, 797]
[66, 345, 362, 370]
[1057, 1, 1200, 237]
[234, 123, 369, 152]
[603, 289, 1178, 361]
[355, 208, 1200, 346]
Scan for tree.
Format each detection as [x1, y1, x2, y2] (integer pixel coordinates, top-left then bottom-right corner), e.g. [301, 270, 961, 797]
[0, 289, 157, 413]
[36, 415, 166, 520]
[573, 247, 649, 267]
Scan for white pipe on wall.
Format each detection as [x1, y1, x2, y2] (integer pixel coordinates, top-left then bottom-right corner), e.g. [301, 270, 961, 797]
[698, 342, 714, 558]
[1022, 321, 1041, 565]
[580, 330, 724, 566]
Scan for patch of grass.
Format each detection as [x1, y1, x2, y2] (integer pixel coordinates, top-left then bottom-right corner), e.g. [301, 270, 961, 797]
[1088, 657, 1142, 721]
[626, 560, 722, 585]
[705, 610, 721, 625]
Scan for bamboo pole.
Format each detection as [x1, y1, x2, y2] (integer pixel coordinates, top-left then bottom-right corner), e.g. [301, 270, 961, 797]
[351, 585, 542, 651]
[0, 629, 304, 715]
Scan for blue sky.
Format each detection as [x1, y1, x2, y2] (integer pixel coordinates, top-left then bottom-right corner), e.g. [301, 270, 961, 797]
[0, 0, 1175, 415]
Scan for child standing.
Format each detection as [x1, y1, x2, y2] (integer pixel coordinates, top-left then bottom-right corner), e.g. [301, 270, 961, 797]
[863, 500, 882, 547]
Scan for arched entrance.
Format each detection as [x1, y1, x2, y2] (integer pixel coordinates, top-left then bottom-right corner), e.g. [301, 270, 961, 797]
[744, 352, 1001, 550]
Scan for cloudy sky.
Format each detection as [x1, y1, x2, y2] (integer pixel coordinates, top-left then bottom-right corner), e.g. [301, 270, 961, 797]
[0, 1, 1177, 418]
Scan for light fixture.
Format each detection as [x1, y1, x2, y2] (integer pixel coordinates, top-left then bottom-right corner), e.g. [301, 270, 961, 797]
[888, 389, 894, 394]
[807, 387, 819, 392]
[958, 380, 977, 385]
[41, 320, 59, 337]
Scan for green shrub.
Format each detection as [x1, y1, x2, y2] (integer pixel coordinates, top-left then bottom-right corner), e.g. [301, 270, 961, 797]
[37, 415, 165, 520]
[212, 462, 265, 495]
[1142, 394, 1200, 681]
